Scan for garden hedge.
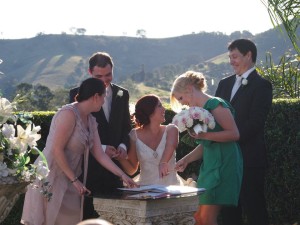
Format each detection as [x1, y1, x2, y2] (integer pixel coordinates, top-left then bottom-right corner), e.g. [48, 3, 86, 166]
[2, 99, 299, 225]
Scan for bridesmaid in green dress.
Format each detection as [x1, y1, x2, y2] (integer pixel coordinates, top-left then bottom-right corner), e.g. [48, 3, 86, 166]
[170, 71, 243, 225]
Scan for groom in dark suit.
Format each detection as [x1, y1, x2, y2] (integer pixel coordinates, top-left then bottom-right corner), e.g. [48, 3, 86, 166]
[215, 39, 272, 225]
[69, 52, 132, 219]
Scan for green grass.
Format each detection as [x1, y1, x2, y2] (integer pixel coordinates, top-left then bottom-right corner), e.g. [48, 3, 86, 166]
[129, 83, 171, 104]
[205, 52, 228, 64]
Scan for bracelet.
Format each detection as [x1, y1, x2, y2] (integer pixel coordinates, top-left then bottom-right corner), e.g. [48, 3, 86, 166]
[71, 177, 78, 183]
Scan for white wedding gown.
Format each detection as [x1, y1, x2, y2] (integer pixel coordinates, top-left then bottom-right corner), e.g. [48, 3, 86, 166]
[130, 125, 194, 186]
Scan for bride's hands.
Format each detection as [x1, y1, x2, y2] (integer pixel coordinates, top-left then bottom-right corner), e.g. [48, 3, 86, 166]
[159, 162, 169, 178]
[120, 173, 138, 188]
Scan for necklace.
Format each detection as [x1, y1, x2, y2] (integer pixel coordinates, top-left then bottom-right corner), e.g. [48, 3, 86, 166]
[153, 151, 158, 158]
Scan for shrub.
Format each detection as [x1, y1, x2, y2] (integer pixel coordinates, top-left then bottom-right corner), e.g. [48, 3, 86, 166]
[4, 100, 299, 225]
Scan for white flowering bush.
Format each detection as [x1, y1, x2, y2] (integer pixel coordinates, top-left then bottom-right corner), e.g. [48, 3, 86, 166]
[0, 96, 51, 200]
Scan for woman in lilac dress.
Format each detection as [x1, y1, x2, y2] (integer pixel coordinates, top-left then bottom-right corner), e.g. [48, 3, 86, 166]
[21, 78, 136, 225]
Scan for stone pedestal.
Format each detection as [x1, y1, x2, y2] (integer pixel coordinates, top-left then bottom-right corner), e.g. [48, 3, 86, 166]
[93, 195, 198, 225]
[0, 181, 28, 223]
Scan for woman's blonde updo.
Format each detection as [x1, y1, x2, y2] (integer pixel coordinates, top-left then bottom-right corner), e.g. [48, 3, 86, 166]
[170, 71, 207, 112]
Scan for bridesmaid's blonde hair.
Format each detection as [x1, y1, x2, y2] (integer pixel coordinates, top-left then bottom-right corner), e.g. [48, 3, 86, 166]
[170, 71, 207, 112]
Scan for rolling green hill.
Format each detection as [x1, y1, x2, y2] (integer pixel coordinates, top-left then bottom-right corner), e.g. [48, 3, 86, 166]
[0, 28, 298, 100]
[206, 52, 229, 64]
[131, 83, 171, 103]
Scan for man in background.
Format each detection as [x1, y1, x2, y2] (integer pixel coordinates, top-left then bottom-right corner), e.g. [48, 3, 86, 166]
[215, 39, 272, 225]
[69, 52, 132, 219]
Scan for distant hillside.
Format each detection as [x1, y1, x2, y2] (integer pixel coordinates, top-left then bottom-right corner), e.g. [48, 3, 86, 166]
[0, 28, 298, 98]
[206, 53, 228, 64]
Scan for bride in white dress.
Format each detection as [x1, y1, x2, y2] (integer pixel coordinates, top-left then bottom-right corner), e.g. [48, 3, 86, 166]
[118, 94, 195, 186]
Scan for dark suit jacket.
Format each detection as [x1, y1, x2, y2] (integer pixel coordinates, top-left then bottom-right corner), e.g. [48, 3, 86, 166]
[215, 70, 272, 167]
[69, 83, 131, 193]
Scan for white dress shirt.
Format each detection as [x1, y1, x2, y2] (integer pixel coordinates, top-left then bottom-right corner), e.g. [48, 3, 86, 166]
[103, 86, 112, 121]
[101, 85, 127, 153]
[230, 67, 255, 100]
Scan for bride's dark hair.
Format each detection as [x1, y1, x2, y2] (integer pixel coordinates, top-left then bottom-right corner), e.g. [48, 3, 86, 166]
[133, 94, 159, 128]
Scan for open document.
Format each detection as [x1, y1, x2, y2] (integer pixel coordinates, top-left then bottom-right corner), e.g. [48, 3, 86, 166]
[118, 185, 206, 199]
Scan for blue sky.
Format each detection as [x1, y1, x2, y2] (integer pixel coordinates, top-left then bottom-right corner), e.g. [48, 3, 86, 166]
[0, 0, 273, 39]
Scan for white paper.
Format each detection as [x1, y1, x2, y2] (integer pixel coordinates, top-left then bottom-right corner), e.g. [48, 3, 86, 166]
[119, 184, 205, 195]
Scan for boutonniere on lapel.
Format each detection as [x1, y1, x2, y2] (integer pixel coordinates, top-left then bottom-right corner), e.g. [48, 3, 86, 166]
[241, 78, 248, 86]
[117, 90, 123, 97]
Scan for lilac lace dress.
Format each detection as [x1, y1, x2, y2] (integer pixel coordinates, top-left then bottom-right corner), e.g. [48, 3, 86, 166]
[21, 104, 97, 225]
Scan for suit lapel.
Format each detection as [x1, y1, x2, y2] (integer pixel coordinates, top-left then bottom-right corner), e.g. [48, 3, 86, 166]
[231, 82, 244, 103]
[225, 75, 236, 102]
[92, 109, 108, 125]
[108, 84, 119, 124]
[246, 70, 258, 82]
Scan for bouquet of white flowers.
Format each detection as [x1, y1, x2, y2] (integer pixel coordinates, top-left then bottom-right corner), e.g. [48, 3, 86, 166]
[172, 106, 216, 135]
[0, 96, 51, 200]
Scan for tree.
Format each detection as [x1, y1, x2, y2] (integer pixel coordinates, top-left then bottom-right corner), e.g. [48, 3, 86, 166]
[33, 84, 54, 110]
[14, 83, 35, 110]
[0, 58, 3, 75]
[229, 31, 254, 40]
[14, 83, 54, 111]
[36, 32, 45, 37]
[49, 88, 69, 111]
[258, 51, 300, 98]
[241, 30, 254, 38]
[121, 79, 140, 97]
[69, 27, 87, 35]
[0, 58, 3, 95]
[229, 31, 242, 40]
[136, 29, 146, 38]
[76, 28, 87, 35]
[261, 0, 300, 54]
[259, 0, 300, 99]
